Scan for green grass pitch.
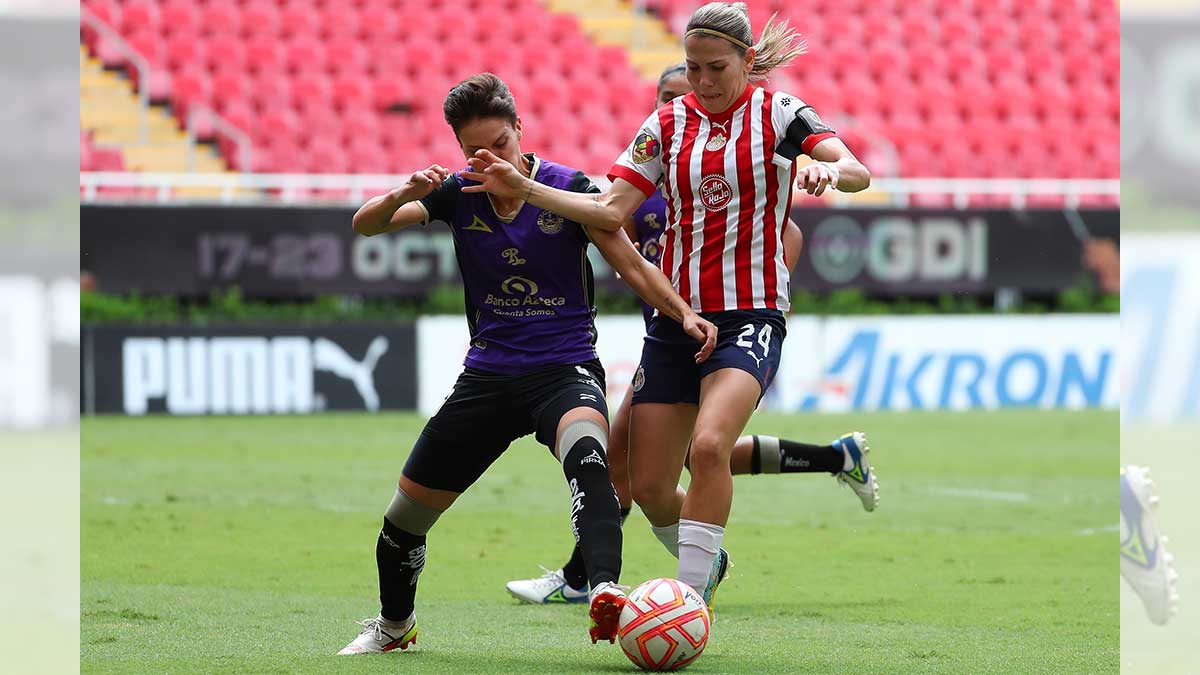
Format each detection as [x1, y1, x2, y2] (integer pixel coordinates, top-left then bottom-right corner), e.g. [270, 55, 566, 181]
[81, 410, 1116, 674]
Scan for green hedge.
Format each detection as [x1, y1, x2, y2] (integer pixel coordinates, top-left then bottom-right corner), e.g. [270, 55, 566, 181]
[81, 283, 1117, 325]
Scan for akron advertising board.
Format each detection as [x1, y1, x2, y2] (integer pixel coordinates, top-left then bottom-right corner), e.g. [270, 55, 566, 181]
[416, 314, 1119, 416]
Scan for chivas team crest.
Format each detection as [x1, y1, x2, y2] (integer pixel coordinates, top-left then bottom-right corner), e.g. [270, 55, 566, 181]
[705, 122, 729, 151]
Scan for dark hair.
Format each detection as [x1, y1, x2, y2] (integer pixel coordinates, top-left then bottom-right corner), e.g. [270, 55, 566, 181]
[442, 73, 518, 134]
[657, 62, 687, 89]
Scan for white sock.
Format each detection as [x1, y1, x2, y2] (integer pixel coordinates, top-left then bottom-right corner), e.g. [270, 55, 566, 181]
[651, 522, 680, 558]
[379, 611, 414, 631]
[677, 518, 725, 593]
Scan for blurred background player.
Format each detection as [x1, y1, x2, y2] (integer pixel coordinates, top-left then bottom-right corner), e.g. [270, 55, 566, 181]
[1120, 465, 1179, 626]
[463, 1, 872, 609]
[506, 62, 878, 605]
[337, 73, 717, 654]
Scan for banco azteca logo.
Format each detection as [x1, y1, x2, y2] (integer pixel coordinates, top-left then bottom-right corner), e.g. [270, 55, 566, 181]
[501, 275, 539, 296]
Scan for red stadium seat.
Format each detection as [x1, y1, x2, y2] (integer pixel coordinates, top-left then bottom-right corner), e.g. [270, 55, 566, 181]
[346, 142, 392, 174]
[170, 69, 213, 117]
[211, 71, 253, 111]
[331, 74, 372, 109]
[200, 1, 242, 35]
[279, 3, 321, 38]
[165, 37, 206, 73]
[206, 35, 248, 74]
[318, 6, 363, 40]
[125, 29, 166, 67]
[342, 109, 381, 141]
[291, 73, 334, 111]
[285, 37, 327, 73]
[241, 1, 282, 38]
[217, 99, 256, 134]
[120, 0, 160, 34]
[251, 75, 296, 112]
[325, 39, 368, 75]
[304, 138, 350, 173]
[259, 108, 301, 142]
[159, 1, 200, 39]
[245, 36, 287, 75]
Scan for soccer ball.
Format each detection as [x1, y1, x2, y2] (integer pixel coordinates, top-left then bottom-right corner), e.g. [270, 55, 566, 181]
[617, 578, 710, 671]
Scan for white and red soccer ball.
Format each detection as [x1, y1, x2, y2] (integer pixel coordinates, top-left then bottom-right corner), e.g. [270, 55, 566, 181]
[617, 578, 711, 671]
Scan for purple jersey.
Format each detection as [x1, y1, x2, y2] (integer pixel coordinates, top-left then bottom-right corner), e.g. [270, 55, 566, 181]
[418, 154, 601, 375]
[631, 189, 668, 327]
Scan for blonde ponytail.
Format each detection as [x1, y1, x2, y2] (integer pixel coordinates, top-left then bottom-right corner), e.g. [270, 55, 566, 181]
[685, 2, 806, 81]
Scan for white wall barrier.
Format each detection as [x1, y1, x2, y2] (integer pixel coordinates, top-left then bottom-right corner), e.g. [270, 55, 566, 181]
[417, 314, 1118, 416]
[1122, 233, 1200, 423]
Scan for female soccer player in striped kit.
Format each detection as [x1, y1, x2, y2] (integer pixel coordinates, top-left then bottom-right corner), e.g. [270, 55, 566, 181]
[337, 73, 716, 655]
[505, 62, 879, 606]
[465, 1, 872, 606]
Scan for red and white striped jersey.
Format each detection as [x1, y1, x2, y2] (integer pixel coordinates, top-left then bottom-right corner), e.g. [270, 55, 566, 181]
[608, 84, 836, 313]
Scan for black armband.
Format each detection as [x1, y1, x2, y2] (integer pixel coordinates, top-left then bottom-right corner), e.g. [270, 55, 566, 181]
[778, 106, 836, 161]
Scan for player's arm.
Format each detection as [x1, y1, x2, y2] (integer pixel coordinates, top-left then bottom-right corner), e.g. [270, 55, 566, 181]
[588, 227, 716, 363]
[802, 137, 871, 195]
[461, 150, 644, 233]
[783, 219, 804, 274]
[621, 218, 639, 250]
[351, 164, 451, 236]
[773, 98, 870, 196]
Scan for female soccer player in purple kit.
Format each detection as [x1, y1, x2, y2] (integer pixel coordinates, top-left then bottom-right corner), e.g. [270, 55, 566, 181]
[505, 63, 879, 606]
[337, 73, 716, 655]
[465, 0, 875, 612]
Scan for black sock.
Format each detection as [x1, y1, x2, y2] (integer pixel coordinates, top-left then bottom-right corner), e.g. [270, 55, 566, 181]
[562, 437, 623, 589]
[562, 507, 629, 590]
[376, 517, 427, 622]
[751, 435, 845, 474]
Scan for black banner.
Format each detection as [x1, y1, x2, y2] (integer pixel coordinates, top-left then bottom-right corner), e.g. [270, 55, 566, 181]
[795, 208, 1120, 294]
[82, 323, 417, 415]
[81, 205, 1118, 298]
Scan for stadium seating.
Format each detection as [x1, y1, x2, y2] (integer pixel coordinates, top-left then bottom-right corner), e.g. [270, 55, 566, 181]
[80, 0, 1118, 181]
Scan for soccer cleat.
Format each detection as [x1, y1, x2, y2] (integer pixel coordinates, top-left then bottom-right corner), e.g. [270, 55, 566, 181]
[834, 432, 879, 512]
[505, 566, 589, 604]
[1121, 466, 1179, 625]
[701, 547, 732, 619]
[588, 581, 628, 644]
[336, 614, 418, 655]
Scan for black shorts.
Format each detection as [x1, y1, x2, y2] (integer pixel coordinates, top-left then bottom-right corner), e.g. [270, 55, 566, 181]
[631, 309, 787, 406]
[402, 360, 608, 493]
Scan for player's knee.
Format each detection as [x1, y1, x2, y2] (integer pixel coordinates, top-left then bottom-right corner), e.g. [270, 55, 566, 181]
[687, 431, 727, 474]
[630, 473, 675, 510]
[558, 418, 609, 467]
[383, 486, 443, 535]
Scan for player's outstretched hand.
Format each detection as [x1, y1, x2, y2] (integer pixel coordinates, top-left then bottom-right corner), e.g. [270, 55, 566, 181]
[461, 149, 529, 201]
[683, 313, 718, 363]
[391, 164, 451, 202]
[796, 162, 839, 196]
